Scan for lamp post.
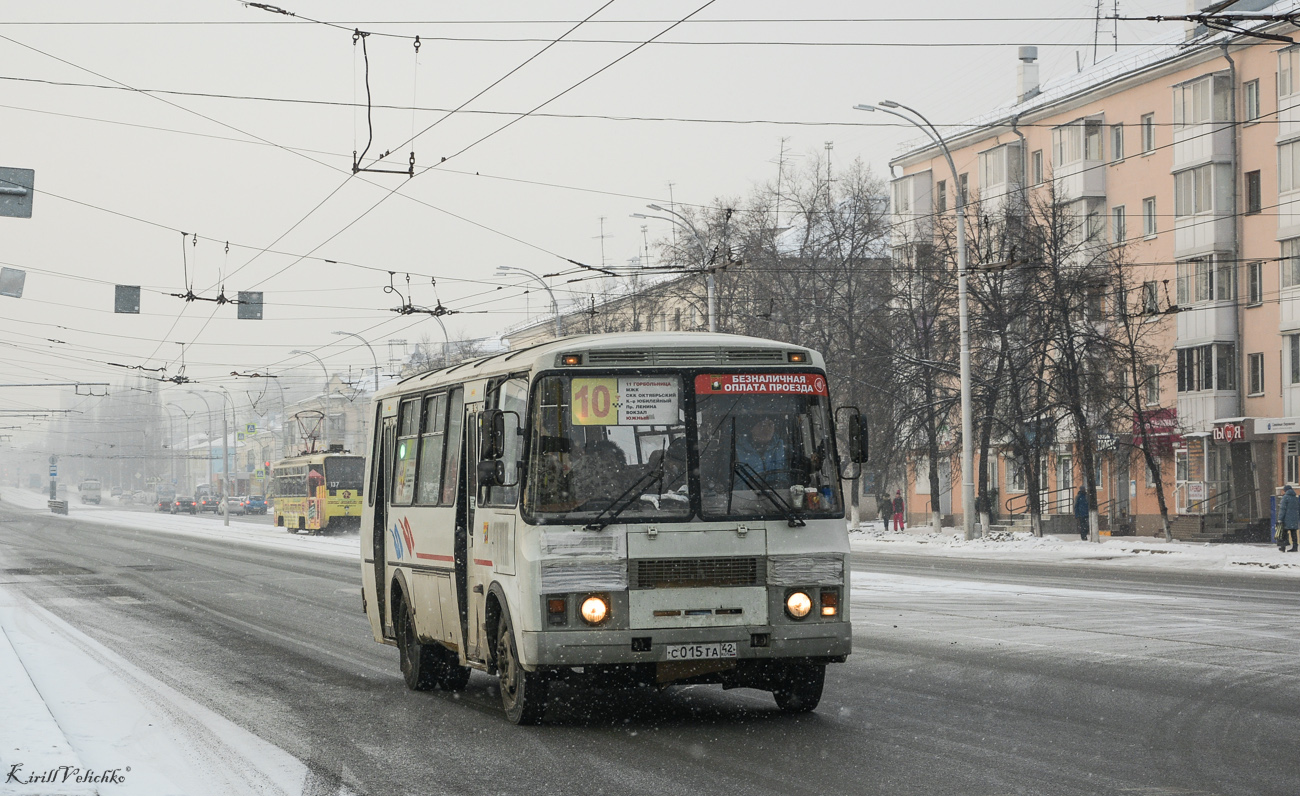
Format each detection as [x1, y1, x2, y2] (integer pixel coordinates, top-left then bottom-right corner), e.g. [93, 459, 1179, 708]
[497, 265, 561, 338]
[190, 388, 235, 527]
[290, 350, 331, 450]
[633, 205, 716, 332]
[854, 100, 976, 540]
[332, 331, 379, 394]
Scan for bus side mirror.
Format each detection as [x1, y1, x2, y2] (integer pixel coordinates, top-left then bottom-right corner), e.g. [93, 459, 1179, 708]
[477, 460, 506, 487]
[848, 413, 869, 463]
[480, 410, 507, 460]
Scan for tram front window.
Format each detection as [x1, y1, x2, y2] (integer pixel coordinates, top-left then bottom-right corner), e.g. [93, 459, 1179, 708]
[694, 373, 841, 519]
[325, 456, 365, 493]
[525, 374, 691, 521]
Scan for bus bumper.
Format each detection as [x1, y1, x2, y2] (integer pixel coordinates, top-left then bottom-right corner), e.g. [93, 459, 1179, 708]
[522, 621, 850, 668]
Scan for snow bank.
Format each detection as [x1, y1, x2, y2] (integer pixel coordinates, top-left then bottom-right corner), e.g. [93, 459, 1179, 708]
[1, 488, 355, 561]
[849, 521, 1300, 577]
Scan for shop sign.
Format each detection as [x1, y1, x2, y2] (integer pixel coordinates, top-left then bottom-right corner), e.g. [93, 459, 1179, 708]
[1187, 481, 1207, 508]
[1258, 417, 1300, 434]
[1212, 423, 1245, 443]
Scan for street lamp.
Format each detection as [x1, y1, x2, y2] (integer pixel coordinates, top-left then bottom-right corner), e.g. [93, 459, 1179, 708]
[290, 350, 331, 449]
[332, 331, 380, 393]
[855, 100, 976, 541]
[497, 265, 561, 338]
[190, 388, 236, 527]
[633, 204, 716, 332]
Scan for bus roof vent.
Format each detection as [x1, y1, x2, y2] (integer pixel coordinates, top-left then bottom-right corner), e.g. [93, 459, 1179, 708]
[653, 348, 718, 365]
[723, 348, 785, 365]
[586, 349, 651, 365]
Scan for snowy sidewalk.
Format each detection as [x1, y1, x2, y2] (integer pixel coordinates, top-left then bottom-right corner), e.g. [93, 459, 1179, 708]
[850, 520, 1300, 577]
[0, 585, 346, 796]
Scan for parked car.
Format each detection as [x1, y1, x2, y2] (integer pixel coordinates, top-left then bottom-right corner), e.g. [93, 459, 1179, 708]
[244, 495, 268, 515]
[199, 494, 221, 513]
[171, 496, 198, 514]
[110, 487, 122, 497]
[223, 496, 246, 516]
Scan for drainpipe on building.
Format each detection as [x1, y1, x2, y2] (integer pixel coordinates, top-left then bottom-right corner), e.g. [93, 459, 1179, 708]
[1222, 43, 1244, 420]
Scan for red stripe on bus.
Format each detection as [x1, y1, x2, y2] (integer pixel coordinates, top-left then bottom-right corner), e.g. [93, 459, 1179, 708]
[473, 559, 494, 567]
[415, 553, 454, 562]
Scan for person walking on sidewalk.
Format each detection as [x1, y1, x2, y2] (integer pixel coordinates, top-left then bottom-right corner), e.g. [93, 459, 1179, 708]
[1279, 485, 1300, 552]
[891, 490, 906, 532]
[1074, 487, 1090, 541]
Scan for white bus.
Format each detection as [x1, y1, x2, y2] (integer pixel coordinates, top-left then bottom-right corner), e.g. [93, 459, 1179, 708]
[359, 332, 867, 724]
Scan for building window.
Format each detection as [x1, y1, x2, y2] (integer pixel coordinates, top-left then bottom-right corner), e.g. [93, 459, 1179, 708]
[1173, 76, 1230, 126]
[1245, 79, 1261, 121]
[1281, 140, 1300, 193]
[1248, 261, 1263, 305]
[1177, 343, 1234, 391]
[1142, 196, 1157, 237]
[1174, 165, 1214, 216]
[1145, 364, 1161, 404]
[1288, 441, 1300, 486]
[1284, 239, 1300, 288]
[1280, 47, 1300, 97]
[1177, 258, 1213, 304]
[1032, 150, 1043, 184]
[1111, 123, 1124, 162]
[1051, 119, 1103, 166]
[1112, 205, 1126, 243]
[1246, 170, 1262, 214]
[1292, 334, 1300, 384]
[959, 173, 969, 207]
[1249, 353, 1265, 395]
[936, 180, 946, 213]
[1143, 280, 1160, 314]
[1006, 457, 1026, 493]
[1141, 113, 1155, 152]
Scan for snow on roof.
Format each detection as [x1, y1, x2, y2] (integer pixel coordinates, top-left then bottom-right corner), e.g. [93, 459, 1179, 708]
[893, 0, 1300, 163]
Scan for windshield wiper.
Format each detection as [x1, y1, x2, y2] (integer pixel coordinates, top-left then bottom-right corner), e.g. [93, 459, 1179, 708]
[581, 462, 686, 531]
[732, 462, 806, 528]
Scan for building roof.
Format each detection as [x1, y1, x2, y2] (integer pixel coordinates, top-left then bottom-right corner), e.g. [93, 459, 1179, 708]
[892, 0, 1299, 166]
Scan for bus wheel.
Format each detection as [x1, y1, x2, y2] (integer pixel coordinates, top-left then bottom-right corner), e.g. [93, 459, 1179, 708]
[397, 600, 441, 692]
[772, 662, 825, 713]
[436, 647, 471, 691]
[496, 611, 548, 725]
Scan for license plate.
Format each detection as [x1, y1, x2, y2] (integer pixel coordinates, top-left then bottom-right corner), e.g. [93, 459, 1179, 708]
[664, 642, 737, 661]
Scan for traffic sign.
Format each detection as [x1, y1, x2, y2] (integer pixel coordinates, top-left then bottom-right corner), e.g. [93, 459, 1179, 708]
[49, 465, 56, 478]
[245, 423, 257, 434]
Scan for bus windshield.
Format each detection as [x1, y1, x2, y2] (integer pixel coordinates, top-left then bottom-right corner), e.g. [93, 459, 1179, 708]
[525, 374, 691, 522]
[325, 456, 365, 492]
[694, 373, 841, 520]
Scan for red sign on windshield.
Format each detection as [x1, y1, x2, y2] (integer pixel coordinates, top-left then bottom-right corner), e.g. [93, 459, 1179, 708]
[695, 373, 828, 396]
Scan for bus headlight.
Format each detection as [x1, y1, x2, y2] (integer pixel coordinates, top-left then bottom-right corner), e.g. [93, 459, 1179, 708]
[580, 594, 609, 625]
[785, 590, 813, 619]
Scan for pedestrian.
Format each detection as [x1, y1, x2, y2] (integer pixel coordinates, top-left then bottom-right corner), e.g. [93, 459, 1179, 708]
[1074, 487, 1090, 541]
[879, 492, 892, 530]
[1279, 485, 1300, 553]
[891, 490, 906, 532]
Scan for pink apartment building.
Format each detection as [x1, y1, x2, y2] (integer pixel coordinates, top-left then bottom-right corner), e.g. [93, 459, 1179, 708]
[891, 1, 1300, 537]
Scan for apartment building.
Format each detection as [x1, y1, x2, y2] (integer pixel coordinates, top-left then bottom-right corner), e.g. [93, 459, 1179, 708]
[891, 0, 1300, 536]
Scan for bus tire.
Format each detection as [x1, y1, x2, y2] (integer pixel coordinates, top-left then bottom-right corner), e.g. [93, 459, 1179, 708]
[496, 609, 548, 725]
[772, 662, 825, 713]
[397, 599, 441, 692]
[436, 647, 471, 692]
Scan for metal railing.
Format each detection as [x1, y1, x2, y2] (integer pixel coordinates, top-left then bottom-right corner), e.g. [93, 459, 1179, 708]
[1004, 485, 1078, 516]
[1184, 488, 1254, 522]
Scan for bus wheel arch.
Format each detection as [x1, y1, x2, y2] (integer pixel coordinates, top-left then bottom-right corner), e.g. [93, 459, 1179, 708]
[389, 568, 411, 633]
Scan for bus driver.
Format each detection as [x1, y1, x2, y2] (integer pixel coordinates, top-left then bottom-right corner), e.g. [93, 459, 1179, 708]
[736, 415, 788, 482]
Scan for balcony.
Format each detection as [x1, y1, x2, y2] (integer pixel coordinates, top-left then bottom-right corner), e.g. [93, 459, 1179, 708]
[890, 170, 933, 244]
[1177, 393, 1238, 433]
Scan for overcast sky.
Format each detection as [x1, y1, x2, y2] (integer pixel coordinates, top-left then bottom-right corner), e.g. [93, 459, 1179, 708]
[0, 0, 1183, 439]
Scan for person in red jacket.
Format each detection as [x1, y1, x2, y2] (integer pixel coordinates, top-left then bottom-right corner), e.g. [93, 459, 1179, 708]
[891, 490, 905, 532]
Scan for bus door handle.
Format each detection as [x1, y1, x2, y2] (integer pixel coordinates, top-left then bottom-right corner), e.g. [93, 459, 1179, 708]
[473, 585, 483, 594]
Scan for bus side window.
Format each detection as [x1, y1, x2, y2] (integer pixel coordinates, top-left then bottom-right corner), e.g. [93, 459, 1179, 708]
[440, 388, 464, 506]
[393, 398, 421, 506]
[417, 394, 447, 505]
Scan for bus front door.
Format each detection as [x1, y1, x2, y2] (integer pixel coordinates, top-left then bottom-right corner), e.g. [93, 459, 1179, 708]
[460, 408, 491, 662]
[374, 415, 397, 639]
